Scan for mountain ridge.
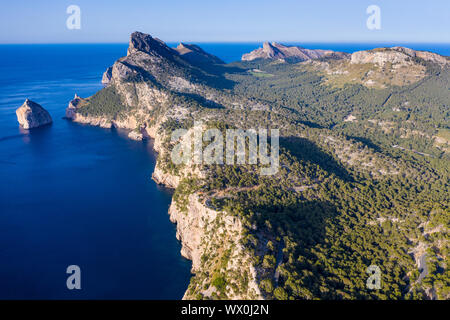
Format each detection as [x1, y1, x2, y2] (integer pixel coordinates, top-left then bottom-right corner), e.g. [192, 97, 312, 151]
[65, 31, 449, 300]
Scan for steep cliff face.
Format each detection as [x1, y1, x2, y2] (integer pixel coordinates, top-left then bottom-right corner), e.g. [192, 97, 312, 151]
[242, 42, 350, 62]
[151, 147, 262, 299]
[64, 31, 449, 300]
[16, 99, 52, 129]
[101, 67, 112, 85]
[302, 46, 449, 88]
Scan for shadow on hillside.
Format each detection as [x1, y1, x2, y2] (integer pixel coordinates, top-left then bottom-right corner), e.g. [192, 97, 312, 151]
[280, 136, 354, 182]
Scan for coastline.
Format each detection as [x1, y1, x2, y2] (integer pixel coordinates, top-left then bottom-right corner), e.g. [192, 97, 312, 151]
[65, 109, 263, 299]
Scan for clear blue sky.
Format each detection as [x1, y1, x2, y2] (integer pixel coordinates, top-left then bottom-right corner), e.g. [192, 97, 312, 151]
[0, 0, 449, 43]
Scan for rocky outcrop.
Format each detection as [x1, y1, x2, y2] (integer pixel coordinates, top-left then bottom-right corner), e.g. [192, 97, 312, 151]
[242, 42, 350, 62]
[65, 94, 82, 119]
[63, 30, 449, 300]
[65, 31, 267, 300]
[150, 142, 262, 300]
[127, 31, 224, 66]
[152, 166, 181, 189]
[65, 94, 112, 128]
[102, 66, 112, 85]
[16, 99, 52, 129]
[305, 45, 450, 89]
[351, 49, 412, 66]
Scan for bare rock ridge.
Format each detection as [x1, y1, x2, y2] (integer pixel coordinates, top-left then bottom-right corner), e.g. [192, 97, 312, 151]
[174, 43, 224, 65]
[64, 31, 449, 300]
[101, 31, 224, 87]
[241, 42, 449, 66]
[242, 42, 350, 62]
[127, 31, 224, 65]
[16, 99, 52, 129]
[351, 46, 449, 66]
[66, 31, 265, 299]
[102, 66, 112, 85]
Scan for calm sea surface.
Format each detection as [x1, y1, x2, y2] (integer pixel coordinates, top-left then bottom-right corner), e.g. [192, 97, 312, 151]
[0, 42, 448, 299]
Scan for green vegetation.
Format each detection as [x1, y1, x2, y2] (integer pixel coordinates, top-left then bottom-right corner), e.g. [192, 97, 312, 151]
[77, 42, 449, 300]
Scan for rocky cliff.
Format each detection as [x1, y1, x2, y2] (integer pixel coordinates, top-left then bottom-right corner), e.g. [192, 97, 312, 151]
[16, 99, 52, 129]
[152, 163, 263, 299]
[241, 42, 350, 62]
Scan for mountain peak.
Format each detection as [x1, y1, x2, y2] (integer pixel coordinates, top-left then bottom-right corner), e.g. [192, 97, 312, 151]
[242, 42, 348, 62]
[16, 99, 52, 129]
[174, 42, 224, 65]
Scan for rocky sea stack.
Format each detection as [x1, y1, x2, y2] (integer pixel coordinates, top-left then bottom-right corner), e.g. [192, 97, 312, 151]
[16, 99, 52, 129]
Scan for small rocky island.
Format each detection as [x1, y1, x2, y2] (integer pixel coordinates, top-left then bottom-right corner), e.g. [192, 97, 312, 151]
[16, 99, 52, 129]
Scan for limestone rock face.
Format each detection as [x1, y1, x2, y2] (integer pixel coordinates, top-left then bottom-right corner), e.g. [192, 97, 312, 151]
[16, 99, 52, 129]
[65, 94, 112, 128]
[128, 130, 144, 141]
[127, 31, 178, 58]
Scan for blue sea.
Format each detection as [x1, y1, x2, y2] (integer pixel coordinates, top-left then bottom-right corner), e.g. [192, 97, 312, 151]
[0, 42, 449, 299]
[182, 42, 450, 63]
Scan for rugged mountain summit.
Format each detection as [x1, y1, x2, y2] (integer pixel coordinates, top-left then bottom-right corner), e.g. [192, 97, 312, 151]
[16, 99, 52, 129]
[241, 42, 350, 62]
[66, 31, 449, 300]
[127, 31, 178, 58]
